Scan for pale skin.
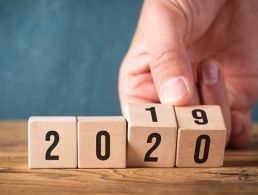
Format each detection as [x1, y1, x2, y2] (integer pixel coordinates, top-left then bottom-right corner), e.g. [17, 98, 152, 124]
[119, 0, 258, 148]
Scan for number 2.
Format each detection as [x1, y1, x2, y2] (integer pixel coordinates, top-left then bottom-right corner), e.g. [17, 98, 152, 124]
[45, 130, 59, 160]
[144, 133, 161, 162]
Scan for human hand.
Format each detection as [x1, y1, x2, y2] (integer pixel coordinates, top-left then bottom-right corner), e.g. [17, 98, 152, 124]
[118, 0, 258, 147]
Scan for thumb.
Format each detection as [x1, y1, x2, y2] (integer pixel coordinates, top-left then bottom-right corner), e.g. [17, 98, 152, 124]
[144, 1, 199, 105]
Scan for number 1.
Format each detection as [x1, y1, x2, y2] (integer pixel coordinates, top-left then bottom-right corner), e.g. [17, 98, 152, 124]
[145, 107, 158, 122]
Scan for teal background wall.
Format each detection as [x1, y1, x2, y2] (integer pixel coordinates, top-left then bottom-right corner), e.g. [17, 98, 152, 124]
[0, 0, 257, 120]
[0, 0, 142, 118]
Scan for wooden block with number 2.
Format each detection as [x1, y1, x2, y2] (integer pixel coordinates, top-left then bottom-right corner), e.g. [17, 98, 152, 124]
[28, 117, 77, 168]
[126, 103, 178, 167]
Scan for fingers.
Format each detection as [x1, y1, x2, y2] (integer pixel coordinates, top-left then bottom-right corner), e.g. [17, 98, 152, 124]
[198, 59, 231, 145]
[229, 110, 253, 148]
[119, 50, 159, 115]
[119, 72, 159, 115]
[143, 1, 199, 106]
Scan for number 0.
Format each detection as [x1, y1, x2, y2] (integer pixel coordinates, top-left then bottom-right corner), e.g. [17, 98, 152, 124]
[194, 134, 210, 163]
[96, 131, 110, 160]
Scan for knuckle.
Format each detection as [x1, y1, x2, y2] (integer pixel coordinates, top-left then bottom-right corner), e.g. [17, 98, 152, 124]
[150, 46, 180, 72]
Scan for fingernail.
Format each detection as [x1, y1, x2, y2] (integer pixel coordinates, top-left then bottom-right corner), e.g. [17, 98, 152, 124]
[201, 60, 219, 85]
[159, 76, 188, 103]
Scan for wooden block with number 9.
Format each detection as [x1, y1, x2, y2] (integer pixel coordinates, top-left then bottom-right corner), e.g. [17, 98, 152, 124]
[126, 103, 178, 167]
[28, 117, 77, 168]
[175, 106, 226, 167]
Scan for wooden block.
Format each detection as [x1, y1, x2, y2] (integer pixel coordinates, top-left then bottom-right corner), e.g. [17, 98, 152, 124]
[126, 103, 178, 167]
[28, 116, 77, 168]
[78, 116, 126, 168]
[175, 105, 226, 167]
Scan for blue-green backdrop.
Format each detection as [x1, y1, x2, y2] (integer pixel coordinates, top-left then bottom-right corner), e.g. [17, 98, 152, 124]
[0, 0, 257, 120]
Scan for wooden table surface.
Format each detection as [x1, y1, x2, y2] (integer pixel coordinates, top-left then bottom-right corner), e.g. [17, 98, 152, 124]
[0, 121, 257, 194]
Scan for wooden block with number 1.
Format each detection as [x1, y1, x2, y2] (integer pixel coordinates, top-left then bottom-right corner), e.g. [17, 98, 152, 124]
[175, 105, 226, 167]
[126, 103, 178, 167]
[28, 117, 77, 168]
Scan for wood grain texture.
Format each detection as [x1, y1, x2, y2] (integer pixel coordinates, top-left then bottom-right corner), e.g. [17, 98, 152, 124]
[0, 121, 258, 194]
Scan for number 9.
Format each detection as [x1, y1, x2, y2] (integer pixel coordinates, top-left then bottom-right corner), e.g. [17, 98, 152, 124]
[192, 109, 208, 125]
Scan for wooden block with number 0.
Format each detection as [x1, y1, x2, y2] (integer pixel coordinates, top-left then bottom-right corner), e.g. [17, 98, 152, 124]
[175, 106, 226, 167]
[126, 103, 178, 167]
[28, 117, 77, 168]
[78, 116, 126, 168]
